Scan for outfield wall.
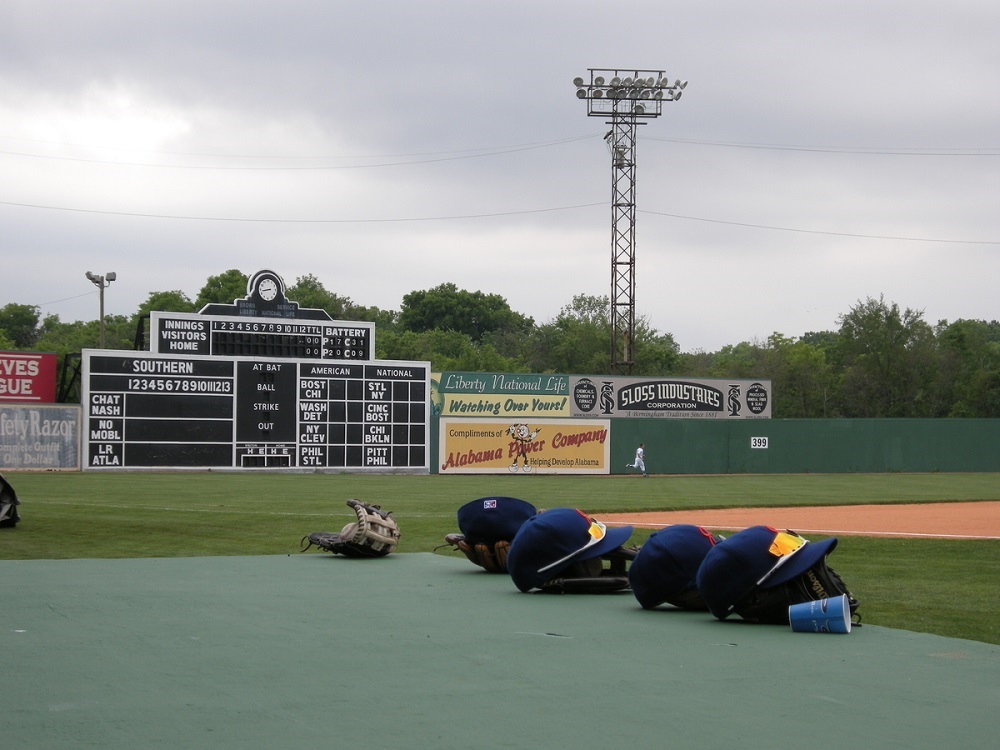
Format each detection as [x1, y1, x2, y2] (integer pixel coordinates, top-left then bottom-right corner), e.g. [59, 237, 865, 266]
[606, 418, 1000, 474]
[430, 418, 1000, 474]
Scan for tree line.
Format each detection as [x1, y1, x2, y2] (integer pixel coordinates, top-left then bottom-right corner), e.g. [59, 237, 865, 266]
[2, 270, 998, 417]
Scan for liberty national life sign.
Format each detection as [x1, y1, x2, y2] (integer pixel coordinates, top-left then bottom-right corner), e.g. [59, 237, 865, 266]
[570, 376, 771, 419]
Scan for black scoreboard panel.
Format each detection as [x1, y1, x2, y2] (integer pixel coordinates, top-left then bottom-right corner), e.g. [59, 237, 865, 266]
[149, 312, 374, 361]
[82, 352, 429, 472]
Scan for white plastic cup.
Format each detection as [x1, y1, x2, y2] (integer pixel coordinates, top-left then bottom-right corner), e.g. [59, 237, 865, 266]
[788, 594, 852, 634]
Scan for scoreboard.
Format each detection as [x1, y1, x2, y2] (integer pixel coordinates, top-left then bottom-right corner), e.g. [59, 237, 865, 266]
[82, 270, 429, 472]
[82, 352, 429, 471]
[150, 311, 373, 361]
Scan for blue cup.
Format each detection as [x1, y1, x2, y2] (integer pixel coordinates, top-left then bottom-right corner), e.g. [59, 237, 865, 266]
[788, 594, 852, 633]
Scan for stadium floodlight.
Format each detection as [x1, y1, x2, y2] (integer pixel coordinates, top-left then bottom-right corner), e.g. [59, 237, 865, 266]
[85, 271, 117, 349]
[571, 68, 686, 374]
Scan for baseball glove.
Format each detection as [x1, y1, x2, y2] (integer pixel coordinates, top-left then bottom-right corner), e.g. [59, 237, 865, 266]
[442, 534, 511, 573]
[733, 555, 860, 625]
[540, 547, 637, 594]
[300, 499, 400, 558]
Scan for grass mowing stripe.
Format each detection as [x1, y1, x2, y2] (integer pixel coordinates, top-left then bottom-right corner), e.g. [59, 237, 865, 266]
[29, 499, 456, 519]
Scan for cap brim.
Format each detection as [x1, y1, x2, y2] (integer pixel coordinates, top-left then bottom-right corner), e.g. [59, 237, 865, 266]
[577, 524, 634, 562]
[763, 536, 838, 588]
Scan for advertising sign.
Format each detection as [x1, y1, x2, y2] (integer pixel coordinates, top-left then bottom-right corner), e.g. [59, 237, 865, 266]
[0, 404, 81, 470]
[432, 371, 570, 417]
[439, 417, 610, 474]
[0, 352, 58, 403]
[570, 376, 771, 419]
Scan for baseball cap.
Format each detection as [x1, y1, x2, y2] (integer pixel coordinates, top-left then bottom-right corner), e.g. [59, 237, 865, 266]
[628, 524, 720, 610]
[695, 525, 838, 619]
[456, 496, 537, 546]
[506, 508, 634, 592]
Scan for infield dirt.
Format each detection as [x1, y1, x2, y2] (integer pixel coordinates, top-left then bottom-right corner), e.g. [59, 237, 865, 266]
[600, 501, 1000, 540]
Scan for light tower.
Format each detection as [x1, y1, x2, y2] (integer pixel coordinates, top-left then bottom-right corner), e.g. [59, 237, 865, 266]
[85, 271, 117, 349]
[573, 68, 686, 374]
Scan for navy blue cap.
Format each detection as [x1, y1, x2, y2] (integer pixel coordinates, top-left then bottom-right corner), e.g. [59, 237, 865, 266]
[456, 496, 537, 546]
[628, 525, 720, 610]
[695, 525, 839, 619]
[506, 508, 634, 592]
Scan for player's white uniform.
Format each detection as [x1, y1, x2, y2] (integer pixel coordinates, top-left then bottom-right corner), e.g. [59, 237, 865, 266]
[627, 445, 647, 476]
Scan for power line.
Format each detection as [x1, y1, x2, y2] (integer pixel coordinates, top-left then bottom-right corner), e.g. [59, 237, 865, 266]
[3, 197, 996, 245]
[3, 132, 998, 168]
[645, 135, 1000, 156]
[0, 132, 592, 159]
[639, 209, 1000, 245]
[0, 135, 594, 170]
[0, 198, 605, 222]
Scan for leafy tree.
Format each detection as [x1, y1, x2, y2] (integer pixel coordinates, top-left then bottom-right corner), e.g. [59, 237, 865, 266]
[835, 295, 937, 417]
[399, 283, 533, 342]
[286, 274, 353, 318]
[532, 294, 612, 374]
[522, 293, 679, 376]
[935, 319, 1000, 416]
[632, 326, 680, 376]
[708, 341, 765, 379]
[35, 314, 134, 354]
[377, 329, 521, 372]
[763, 333, 836, 417]
[137, 291, 196, 315]
[347, 304, 399, 330]
[193, 270, 249, 308]
[14, 266, 1000, 419]
[675, 349, 716, 376]
[0, 303, 41, 348]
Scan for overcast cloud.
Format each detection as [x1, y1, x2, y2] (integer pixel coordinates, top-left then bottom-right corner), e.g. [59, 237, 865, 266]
[2, 1, 997, 352]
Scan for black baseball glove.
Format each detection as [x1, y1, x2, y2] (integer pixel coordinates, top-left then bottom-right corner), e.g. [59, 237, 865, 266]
[733, 555, 860, 625]
[539, 547, 638, 594]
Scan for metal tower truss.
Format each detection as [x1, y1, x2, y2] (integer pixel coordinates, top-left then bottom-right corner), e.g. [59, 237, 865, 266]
[607, 116, 639, 372]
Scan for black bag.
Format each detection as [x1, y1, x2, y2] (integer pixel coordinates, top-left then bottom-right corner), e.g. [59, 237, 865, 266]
[0, 473, 20, 528]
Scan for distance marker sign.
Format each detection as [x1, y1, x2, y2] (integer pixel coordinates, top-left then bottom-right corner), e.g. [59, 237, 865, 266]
[82, 351, 429, 472]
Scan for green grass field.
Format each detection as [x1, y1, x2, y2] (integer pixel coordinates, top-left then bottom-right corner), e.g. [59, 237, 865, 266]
[2, 471, 998, 644]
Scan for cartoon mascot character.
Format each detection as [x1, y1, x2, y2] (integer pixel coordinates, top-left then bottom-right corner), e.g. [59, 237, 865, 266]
[507, 423, 541, 473]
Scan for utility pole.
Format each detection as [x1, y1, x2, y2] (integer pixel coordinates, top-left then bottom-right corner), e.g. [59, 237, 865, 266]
[85, 271, 117, 348]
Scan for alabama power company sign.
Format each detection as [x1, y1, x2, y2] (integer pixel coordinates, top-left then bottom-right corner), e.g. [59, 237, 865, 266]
[438, 417, 610, 474]
[570, 376, 771, 419]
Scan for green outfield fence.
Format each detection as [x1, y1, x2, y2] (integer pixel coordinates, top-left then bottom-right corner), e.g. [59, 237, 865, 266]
[431, 418, 1000, 474]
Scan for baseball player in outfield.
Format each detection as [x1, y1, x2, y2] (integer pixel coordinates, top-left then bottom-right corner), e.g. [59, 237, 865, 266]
[626, 443, 648, 477]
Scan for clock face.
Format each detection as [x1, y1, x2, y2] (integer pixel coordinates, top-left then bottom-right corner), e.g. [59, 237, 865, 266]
[258, 278, 278, 301]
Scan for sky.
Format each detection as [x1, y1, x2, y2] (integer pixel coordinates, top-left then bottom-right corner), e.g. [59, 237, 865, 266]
[2, 1, 998, 353]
